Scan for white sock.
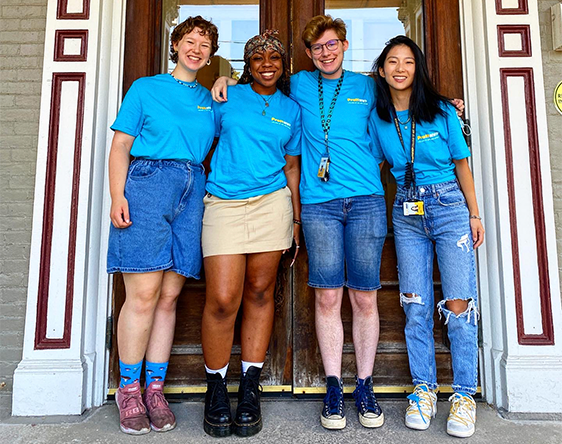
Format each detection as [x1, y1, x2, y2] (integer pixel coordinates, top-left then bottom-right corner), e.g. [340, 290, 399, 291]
[205, 363, 229, 379]
[241, 360, 264, 375]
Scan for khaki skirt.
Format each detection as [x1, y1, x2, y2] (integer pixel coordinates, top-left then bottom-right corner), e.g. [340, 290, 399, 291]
[202, 187, 294, 257]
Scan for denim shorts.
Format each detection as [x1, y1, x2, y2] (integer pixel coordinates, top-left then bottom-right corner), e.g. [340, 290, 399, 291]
[107, 159, 206, 279]
[301, 194, 387, 291]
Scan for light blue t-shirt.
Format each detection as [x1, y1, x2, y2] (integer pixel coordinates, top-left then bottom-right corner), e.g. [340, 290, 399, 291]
[111, 74, 215, 163]
[369, 102, 470, 186]
[290, 70, 384, 204]
[206, 83, 302, 199]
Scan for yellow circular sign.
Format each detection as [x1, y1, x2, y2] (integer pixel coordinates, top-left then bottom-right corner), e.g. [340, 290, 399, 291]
[555, 81, 562, 115]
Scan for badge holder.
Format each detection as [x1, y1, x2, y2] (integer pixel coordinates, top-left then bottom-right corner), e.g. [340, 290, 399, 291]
[317, 155, 330, 182]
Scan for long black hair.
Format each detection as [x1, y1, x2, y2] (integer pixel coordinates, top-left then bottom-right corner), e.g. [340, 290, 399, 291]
[238, 51, 291, 97]
[372, 35, 449, 123]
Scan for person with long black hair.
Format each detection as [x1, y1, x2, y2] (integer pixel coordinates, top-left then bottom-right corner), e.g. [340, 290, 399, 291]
[370, 35, 484, 438]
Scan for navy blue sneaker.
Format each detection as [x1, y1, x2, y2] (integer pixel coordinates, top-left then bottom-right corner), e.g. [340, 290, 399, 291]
[321, 376, 346, 430]
[352, 376, 384, 428]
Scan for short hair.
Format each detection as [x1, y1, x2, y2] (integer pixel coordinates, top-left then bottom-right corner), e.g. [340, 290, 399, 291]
[169, 16, 219, 63]
[301, 15, 347, 48]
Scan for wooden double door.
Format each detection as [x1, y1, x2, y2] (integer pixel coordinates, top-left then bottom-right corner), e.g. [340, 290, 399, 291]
[109, 0, 466, 394]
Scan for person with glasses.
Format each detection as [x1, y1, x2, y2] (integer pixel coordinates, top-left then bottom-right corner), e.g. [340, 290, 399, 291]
[211, 15, 385, 431]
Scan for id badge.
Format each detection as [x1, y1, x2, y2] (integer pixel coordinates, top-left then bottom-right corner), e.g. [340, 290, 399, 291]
[403, 201, 424, 216]
[317, 156, 330, 182]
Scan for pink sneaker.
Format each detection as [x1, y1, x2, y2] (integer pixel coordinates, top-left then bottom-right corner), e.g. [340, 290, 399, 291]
[143, 381, 177, 432]
[116, 382, 151, 435]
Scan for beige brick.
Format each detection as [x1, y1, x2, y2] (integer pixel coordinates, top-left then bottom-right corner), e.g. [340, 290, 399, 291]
[21, 18, 47, 31]
[0, 56, 42, 69]
[0, 69, 19, 81]
[0, 96, 15, 107]
[20, 44, 44, 56]
[1, 6, 46, 19]
[17, 69, 43, 82]
[0, 44, 19, 55]
[0, 31, 44, 44]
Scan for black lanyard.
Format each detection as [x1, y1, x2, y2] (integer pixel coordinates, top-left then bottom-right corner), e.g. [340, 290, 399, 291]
[393, 114, 416, 188]
[318, 70, 345, 157]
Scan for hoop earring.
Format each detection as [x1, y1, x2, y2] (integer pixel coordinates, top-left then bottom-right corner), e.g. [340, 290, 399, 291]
[206, 59, 211, 66]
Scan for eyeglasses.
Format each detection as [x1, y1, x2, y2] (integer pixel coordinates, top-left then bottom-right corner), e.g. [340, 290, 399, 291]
[309, 39, 342, 55]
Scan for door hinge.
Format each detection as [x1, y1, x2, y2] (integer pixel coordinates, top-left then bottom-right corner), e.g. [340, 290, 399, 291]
[105, 315, 113, 350]
[462, 118, 472, 149]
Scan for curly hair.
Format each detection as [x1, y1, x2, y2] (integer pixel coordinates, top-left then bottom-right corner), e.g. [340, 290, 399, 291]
[169, 16, 219, 63]
[302, 15, 347, 48]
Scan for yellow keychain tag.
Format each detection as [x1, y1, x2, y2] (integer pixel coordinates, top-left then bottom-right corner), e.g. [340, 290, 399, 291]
[317, 156, 330, 181]
[403, 201, 424, 216]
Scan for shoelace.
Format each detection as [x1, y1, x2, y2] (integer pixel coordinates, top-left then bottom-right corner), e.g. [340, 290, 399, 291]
[121, 392, 146, 414]
[209, 379, 229, 408]
[145, 389, 168, 410]
[324, 385, 343, 415]
[448, 394, 475, 426]
[239, 377, 262, 408]
[407, 387, 434, 424]
[354, 383, 380, 414]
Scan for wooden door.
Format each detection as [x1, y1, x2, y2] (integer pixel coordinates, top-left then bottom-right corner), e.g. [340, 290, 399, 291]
[108, 0, 467, 395]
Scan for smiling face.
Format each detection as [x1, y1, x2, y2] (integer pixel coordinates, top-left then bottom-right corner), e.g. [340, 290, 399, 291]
[379, 44, 416, 95]
[249, 48, 283, 95]
[173, 27, 213, 77]
[306, 29, 348, 79]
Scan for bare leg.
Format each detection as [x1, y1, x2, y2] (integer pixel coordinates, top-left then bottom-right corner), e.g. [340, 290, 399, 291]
[240, 251, 283, 362]
[201, 255, 246, 369]
[118, 271, 164, 364]
[315, 287, 345, 378]
[145, 271, 186, 363]
[348, 289, 379, 379]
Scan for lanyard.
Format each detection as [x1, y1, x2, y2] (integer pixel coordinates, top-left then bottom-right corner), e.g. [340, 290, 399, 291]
[318, 70, 345, 157]
[393, 114, 416, 188]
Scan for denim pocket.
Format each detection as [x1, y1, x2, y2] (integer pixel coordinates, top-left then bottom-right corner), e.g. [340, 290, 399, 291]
[393, 194, 406, 208]
[437, 189, 465, 206]
[128, 162, 161, 180]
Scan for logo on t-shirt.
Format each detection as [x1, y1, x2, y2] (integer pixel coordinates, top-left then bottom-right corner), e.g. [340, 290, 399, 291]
[271, 117, 291, 129]
[417, 132, 439, 143]
[346, 98, 368, 105]
[197, 105, 212, 112]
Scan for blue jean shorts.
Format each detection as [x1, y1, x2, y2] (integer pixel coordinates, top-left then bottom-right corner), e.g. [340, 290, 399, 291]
[301, 194, 387, 291]
[107, 159, 206, 279]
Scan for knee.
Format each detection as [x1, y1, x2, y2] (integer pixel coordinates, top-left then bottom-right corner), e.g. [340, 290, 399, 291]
[206, 291, 239, 320]
[244, 276, 274, 308]
[126, 289, 159, 315]
[157, 286, 182, 312]
[349, 290, 377, 313]
[315, 290, 340, 314]
[445, 298, 469, 315]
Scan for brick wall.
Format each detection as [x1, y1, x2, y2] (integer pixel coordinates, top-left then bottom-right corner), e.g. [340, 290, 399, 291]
[0, 1, 47, 398]
[539, 0, 562, 298]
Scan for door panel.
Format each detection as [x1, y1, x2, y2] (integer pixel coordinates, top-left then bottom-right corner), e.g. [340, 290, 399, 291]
[109, 0, 466, 394]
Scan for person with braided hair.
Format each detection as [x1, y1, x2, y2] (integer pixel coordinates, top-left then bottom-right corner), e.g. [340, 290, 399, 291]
[200, 30, 301, 438]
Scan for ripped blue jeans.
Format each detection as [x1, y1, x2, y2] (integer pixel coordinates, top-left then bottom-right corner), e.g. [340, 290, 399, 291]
[393, 180, 479, 394]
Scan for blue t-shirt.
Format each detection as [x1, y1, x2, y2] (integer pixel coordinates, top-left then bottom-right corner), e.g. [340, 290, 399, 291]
[206, 83, 302, 199]
[369, 102, 470, 186]
[290, 70, 384, 204]
[111, 74, 215, 163]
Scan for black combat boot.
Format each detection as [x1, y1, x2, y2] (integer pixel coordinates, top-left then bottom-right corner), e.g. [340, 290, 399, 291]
[234, 366, 263, 437]
[203, 371, 232, 437]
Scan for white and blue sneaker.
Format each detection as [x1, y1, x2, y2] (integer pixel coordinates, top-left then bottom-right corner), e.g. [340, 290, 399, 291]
[405, 384, 437, 430]
[447, 392, 476, 438]
[321, 376, 346, 430]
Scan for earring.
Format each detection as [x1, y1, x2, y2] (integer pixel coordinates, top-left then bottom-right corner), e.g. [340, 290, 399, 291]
[206, 59, 211, 66]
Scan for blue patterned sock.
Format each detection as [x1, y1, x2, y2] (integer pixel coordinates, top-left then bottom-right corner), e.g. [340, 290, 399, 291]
[119, 359, 143, 388]
[145, 360, 169, 386]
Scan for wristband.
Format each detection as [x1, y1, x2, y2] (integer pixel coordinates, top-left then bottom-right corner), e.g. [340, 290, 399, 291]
[293, 219, 302, 225]
[469, 215, 482, 220]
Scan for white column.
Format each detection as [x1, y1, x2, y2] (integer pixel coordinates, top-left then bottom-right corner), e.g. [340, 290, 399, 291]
[12, 0, 125, 416]
[461, 0, 562, 413]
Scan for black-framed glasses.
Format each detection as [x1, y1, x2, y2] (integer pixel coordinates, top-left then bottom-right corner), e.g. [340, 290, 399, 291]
[309, 39, 342, 55]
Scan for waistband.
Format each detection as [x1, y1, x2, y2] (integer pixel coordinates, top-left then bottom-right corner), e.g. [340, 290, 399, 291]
[396, 179, 459, 197]
[131, 158, 204, 172]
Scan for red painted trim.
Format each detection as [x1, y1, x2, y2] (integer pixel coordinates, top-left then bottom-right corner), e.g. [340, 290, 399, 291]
[35, 73, 86, 350]
[54, 30, 89, 62]
[57, 0, 90, 20]
[497, 25, 532, 57]
[495, 0, 529, 15]
[500, 68, 554, 346]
